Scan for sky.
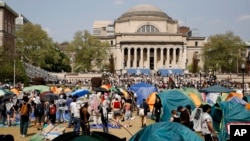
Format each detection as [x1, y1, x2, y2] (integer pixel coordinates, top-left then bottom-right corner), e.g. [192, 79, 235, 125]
[3, 0, 250, 43]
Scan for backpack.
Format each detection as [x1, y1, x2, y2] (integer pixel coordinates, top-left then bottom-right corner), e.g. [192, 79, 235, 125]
[194, 108, 202, 120]
[49, 105, 56, 115]
[20, 102, 29, 116]
[36, 103, 44, 116]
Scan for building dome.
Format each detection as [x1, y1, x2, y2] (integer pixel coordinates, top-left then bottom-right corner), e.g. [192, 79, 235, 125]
[118, 4, 171, 20]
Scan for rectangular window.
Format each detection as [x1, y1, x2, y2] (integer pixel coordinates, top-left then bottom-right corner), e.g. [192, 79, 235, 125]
[195, 41, 198, 46]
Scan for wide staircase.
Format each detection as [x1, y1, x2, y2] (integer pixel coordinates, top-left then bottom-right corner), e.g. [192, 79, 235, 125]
[23, 62, 60, 82]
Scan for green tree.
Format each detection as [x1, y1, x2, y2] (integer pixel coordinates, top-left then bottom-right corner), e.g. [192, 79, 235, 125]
[70, 30, 110, 72]
[16, 23, 71, 72]
[202, 31, 245, 73]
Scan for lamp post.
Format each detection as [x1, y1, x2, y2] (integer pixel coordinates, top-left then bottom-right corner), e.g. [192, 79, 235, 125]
[241, 64, 245, 96]
[199, 70, 202, 89]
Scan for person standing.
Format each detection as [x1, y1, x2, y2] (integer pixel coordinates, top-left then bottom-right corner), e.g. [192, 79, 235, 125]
[152, 97, 162, 122]
[48, 100, 57, 125]
[70, 96, 81, 135]
[177, 106, 190, 128]
[66, 95, 73, 128]
[99, 102, 110, 133]
[57, 95, 66, 123]
[201, 104, 217, 141]
[5, 98, 15, 127]
[123, 99, 132, 128]
[19, 96, 31, 138]
[139, 99, 149, 128]
[80, 102, 90, 135]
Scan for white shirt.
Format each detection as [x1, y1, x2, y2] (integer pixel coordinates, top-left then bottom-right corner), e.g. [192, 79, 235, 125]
[201, 112, 212, 135]
[70, 102, 80, 118]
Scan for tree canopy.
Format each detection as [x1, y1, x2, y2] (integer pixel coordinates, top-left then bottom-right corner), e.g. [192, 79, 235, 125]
[202, 31, 246, 73]
[68, 30, 111, 72]
[16, 23, 71, 72]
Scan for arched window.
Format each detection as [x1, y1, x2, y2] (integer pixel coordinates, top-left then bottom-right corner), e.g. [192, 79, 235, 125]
[137, 25, 159, 33]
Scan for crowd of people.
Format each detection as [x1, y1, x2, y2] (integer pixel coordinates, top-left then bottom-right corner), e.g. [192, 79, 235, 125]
[0, 72, 243, 140]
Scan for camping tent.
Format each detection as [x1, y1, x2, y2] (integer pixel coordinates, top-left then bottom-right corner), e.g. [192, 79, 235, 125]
[182, 88, 203, 107]
[128, 83, 158, 105]
[200, 85, 234, 93]
[129, 121, 203, 141]
[157, 89, 195, 121]
[211, 100, 250, 140]
[200, 85, 234, 105]
[146, 92, 157, 111]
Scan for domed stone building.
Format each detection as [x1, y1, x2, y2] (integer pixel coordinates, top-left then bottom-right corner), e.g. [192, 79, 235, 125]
[93, 4, 205, 75]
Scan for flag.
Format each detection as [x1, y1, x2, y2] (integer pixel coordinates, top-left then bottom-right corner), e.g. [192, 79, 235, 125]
[168, 77, 176, 88]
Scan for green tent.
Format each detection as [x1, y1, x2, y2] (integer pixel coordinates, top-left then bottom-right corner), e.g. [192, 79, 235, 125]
[129, 121, 203, 141]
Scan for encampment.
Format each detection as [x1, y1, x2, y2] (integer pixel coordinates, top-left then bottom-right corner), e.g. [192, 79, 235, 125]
[128, 83, 158, 105]
[129, 121, 203, 141]
[157, 89, 195, 121]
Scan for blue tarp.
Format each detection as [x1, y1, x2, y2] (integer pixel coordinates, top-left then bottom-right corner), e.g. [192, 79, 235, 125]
[158, 69, 184, 76]
[127, 69, 150, 75]
[129, 121, 203, 141]
[128, 82, 158, 105]
[158, 89, 195, 121]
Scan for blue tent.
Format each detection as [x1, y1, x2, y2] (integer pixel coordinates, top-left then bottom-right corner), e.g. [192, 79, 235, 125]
[158, 89, 195, 121]
[128, 83, 158, 105]
[216, 100, 250, 140]
[71, 89, 90, 97]
[129, 121, 203, 141]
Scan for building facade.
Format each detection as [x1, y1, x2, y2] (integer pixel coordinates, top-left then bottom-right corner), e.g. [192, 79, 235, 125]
[0, 1, 29, 56]
[93, 4, 206, 75]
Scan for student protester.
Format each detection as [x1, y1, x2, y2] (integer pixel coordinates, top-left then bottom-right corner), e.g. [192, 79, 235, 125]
[177, 106, 190, 128]
[5, 98, 15, 127]
[48, 100, 57, 125]
[139, 99, 149, 128]
[152, 97, 162, 122]
[123, 99, 132, 128]
[170, 109, 180, 123]
[19, 96, 32, 138]
[99, 102, 111, 133]
[80, 102, 90, 135]
[70, 96, 81, 135]
[201, 104, 217, 141]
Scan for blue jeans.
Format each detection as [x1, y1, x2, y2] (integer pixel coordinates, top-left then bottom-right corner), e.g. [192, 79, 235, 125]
[20, 117, 29, 136]
[58, 109, 65, 122]
[102, 122, 109, 133]
[68, 114, 73, 128]
[73, 117, 81, 134]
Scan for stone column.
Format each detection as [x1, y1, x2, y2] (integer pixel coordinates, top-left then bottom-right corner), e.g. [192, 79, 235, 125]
[128, 48, 131, 68]
[134, 48, 137, 68]
[147, 48, 150, 68]
[154, 48, 157, 70]
[173, 48, 176, 67]
[140, 48, 143, 68]
[166, 48, 170, 67]
[161, 48, 163, 68]
[121, 48, 124, 69]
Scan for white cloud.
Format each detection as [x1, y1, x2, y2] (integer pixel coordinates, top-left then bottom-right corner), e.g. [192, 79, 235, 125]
[114, 0, 124, 5]
[237, 14, 250, 21]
